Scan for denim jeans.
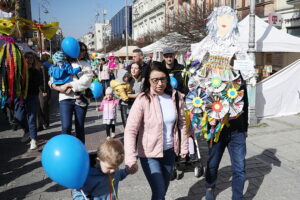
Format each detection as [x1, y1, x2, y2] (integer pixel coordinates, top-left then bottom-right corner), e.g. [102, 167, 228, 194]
[101, 80, 110, 95]
[140, 148, 176, 200]
[59, 99, 88, 144]
[119, 101, 129, 128]
[205, 130, 246, 200]
[14, 95, 39, 139]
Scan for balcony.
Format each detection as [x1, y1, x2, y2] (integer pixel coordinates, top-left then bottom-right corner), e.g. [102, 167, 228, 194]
[287, 0, 300, 5]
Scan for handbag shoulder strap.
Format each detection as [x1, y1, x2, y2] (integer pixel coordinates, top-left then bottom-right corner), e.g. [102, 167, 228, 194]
[175, 91, 181, 154]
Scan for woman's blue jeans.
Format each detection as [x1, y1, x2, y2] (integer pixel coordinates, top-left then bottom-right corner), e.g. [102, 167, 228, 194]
[205, 130, 247, 200]
[140, 148, 176, 200]
[59, 99, 87, 144]
[14, 95, 39, 139]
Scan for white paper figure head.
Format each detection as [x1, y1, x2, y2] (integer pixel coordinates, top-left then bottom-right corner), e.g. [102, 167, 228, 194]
[206, 6, 239, 41]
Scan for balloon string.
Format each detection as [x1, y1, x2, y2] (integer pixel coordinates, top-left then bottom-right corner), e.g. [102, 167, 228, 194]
[80, 189, 88, 200]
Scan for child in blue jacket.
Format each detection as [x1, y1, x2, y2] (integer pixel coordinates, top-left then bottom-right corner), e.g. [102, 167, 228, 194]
[72, 139, 136, 200]
[49, 51, 88, 106]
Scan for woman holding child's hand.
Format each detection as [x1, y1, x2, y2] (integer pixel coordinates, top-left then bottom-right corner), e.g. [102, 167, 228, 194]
[124, 62, 188, 200]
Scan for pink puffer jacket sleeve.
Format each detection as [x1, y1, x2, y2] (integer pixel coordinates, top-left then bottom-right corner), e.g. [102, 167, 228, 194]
[124, 95, 144, 165]
[178, 92, 188, 155]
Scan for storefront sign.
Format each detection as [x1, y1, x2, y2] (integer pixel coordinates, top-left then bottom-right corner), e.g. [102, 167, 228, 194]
[268, 13, 283, 28]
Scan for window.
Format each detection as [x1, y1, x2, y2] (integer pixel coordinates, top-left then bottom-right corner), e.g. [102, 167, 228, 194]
[287, 27, 300, 37]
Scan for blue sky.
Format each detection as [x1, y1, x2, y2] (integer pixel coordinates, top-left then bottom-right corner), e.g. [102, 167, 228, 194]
[31, 0, 133, 39]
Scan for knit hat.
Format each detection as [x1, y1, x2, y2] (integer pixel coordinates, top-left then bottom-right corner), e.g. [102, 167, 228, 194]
[105, 87, 113, 95]
[52, 51, 66, 63]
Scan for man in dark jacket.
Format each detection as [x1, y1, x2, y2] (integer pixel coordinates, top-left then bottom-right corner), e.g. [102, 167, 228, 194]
[162, 47, 189, 95]
[127, 49, 149, 78]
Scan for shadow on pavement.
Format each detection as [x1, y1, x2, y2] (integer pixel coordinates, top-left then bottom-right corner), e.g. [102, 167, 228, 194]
[176, 148, 281, 200]
[45, 183, 67, 192]
[0, 137, 35, 185]
[0, 178, 53, 200]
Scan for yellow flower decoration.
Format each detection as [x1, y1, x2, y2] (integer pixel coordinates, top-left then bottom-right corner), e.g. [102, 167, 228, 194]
[211, 77, 222, 88]
[227, 88, 238, 99]
[192, 97, 203, 108]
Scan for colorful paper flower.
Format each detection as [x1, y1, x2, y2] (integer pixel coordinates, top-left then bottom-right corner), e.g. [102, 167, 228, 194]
[206, 76, 226, 93]
[185, 89, 208, 113]
[206, 98, 229, 119]
[227, 88, 238, 99]
[228, 90, 244, 118]
[212, 101, 223, 112]
[191, 60, 200, 66]
[183, 52, 192, 59]
[211, 77, 222, 88]
[193, 97, 203, 107]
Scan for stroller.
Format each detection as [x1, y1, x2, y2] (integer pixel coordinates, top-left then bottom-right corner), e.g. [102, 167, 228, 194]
[171, 135, 204, 180]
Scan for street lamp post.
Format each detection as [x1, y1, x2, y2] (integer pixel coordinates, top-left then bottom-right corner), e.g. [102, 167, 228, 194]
[125, 0, 129, 61]
[248, 0, 258, 126]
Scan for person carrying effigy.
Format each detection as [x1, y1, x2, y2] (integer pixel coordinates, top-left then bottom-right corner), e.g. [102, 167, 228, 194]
[184, 6, 256, 200]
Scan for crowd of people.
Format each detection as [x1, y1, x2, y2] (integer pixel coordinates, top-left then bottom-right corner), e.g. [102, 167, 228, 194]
[0, 6, 252, 200]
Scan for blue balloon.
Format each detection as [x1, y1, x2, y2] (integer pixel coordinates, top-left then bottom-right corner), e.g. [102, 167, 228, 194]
[61, 37, 80, 58]
[89, 81, 103, 98]
[170, 76, 178, 89]
[41, 134, 90, 189]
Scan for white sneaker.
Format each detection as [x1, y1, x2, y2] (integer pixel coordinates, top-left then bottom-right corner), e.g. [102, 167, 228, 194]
[21, 132, 30, 143]
[30, 139, 38, 150]
[111, 132, 116, 138]
[106, 136, 111, 140]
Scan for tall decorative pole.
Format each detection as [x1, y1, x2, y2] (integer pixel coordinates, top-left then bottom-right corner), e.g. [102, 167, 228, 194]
[248, 0, 258, 126]
[125, 0, 129, 61]
[103, 9, 107, 53]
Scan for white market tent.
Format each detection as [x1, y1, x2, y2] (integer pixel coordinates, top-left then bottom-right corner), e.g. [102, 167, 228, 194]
[114, 46, 139, 57]
[141, 40, 165, 54]
[238, 15, 300, 52]
[238, 15, 300, 118]
[141, 32, 191, 55]
[256, 59, 300, 118]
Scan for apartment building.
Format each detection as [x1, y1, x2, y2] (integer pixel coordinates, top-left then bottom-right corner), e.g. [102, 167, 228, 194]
[132, 0, 165, 41]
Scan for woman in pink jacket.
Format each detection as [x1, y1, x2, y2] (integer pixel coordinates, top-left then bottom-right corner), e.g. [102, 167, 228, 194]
[124, 62, 188, 200]
[97, 87, 118, 139]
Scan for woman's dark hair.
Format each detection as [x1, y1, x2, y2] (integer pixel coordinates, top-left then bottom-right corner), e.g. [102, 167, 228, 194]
[100, 58, 106, 71]
[24, 52, 37, 68]
[123, 72, 132, 83]
[131, 62, 142, 70]
[142, 61, 172, 101]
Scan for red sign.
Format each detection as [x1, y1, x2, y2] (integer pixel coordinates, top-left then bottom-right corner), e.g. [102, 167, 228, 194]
[268, 13, 283, 27]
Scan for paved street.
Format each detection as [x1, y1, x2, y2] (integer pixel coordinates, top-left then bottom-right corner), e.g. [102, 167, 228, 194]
[1, 91, 300, 200]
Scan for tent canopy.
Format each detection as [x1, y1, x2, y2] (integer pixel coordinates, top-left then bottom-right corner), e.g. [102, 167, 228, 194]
[238, 15, 300, 52]
[256, 59, 300, 118]
[114, 46, 138, 57]
[142, 32, 191, 54]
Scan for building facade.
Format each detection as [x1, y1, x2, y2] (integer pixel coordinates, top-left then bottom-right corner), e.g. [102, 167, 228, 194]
[132, 0, 165, 41]
[94, 22, 111, 51]
[275, 0, 300, 37]
[80, 32, 95, 51]
[110, 6, 132, 39]
[234, 0, 275, 19]
[165, 0, 205, 28]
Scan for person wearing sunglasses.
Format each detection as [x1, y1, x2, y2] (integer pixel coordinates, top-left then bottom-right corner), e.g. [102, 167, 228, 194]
[16, 52, 43, 150]
[51, 42, 93, 144]
[124, 62, 188, 200]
